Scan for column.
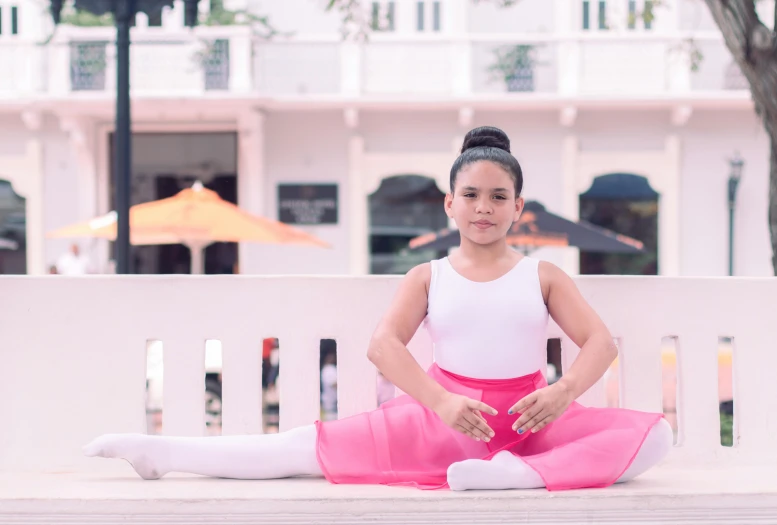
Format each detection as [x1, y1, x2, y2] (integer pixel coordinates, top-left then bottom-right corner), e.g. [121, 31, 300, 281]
[6, 113, 44, 275]
[348, 135, 368, 275]
[229, 27, 253, 93]
[556, 0, 580, 97]
[447, 0, 470, 96]
[25, 140, 44, 276]
[237, 109, 266, 274]
[60, 118, 99, 221]
[561, 135, 580, 275]
[48, 28, 72, 96]
[60, 117, 101, 269]
[340, 41, 363, 96]
[12, 111, 45, 276]
[395, 0, 416, 34]
[658, 135, 681, 276]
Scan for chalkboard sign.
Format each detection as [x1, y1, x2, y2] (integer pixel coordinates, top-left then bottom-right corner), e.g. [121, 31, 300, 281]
[278, 184, 338, 225]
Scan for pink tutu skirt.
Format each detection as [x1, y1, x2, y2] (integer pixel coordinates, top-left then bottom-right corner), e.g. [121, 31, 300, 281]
[315, 364, 664, 491]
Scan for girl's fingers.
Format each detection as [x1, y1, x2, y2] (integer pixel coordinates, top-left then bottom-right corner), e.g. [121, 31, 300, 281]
[516, 410, 549, 435]
[455, 423, 479, 441]
[467, 398, 498, 416]
[512, 404, 543, 431]
[509, 392, 537, 416]
[462, 413, 493, 441]
[531, 414, 554, 433]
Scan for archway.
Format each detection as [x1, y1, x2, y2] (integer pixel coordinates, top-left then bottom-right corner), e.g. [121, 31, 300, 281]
[0, 179, 27, 274]
[108, 132, 239, 274]
[579, 173, 659, 275]
[369, 174, 447, 274]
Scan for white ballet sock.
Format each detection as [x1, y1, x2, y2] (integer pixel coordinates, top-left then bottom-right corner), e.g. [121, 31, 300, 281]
[447, 450, 545, 491]
[446, 418, 674, 491]
[83, 425, 322, 480]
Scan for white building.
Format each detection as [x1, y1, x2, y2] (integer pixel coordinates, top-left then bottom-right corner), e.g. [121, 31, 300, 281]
[0, 0, 773, 277]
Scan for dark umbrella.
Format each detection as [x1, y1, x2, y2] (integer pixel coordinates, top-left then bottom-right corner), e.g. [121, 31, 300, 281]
[408, 201, 645, 254]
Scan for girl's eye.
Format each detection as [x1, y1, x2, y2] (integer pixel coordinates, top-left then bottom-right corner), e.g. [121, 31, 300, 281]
[463, 193, 476, 198]
[493, 195, 506, 200]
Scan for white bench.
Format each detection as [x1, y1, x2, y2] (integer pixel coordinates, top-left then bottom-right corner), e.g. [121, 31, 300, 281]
[1, 275, 776, 524]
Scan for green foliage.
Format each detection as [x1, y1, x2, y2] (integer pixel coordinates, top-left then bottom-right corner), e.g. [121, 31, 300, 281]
[200, 0, 279, 37]
[59, 8, 113, 27]
[488, 44, 538, 78]
[720, 410, 733, 447]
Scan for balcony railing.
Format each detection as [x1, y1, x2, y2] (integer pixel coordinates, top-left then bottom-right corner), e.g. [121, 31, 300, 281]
[0, 29, 748, 99]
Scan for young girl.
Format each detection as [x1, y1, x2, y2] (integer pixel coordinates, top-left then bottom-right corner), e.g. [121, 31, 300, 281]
[85, 126, 673, 491]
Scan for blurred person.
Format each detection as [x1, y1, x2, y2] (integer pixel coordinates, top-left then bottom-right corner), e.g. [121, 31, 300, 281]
[320, 352, 338, 421]
[56, 243, 91, 275]
[83, 127, 672, 492]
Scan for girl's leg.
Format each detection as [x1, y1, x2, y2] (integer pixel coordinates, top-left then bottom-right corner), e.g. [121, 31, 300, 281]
[447, 418, 673, 491]
[83, 425, 322, 480]
[612, 417, 674, 483]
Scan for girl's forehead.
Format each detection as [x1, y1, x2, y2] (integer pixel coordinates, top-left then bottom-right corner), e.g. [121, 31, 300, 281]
[459, 161, 512, 179]
[457, 164, 513, 188]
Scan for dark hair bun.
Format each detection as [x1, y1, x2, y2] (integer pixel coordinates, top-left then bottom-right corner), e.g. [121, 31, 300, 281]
[461, 126, 510, 154]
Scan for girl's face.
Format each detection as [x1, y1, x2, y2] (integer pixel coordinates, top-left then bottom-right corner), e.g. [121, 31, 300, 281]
[444, 161, 523, 247]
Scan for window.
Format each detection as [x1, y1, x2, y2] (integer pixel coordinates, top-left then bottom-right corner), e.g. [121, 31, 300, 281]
[148, 8, 163, 27]
[598, 0, 607, 30]
[11, 5, 18, 34]
[644, 0, 653, 30]
[371, 1, 395, 32]
[417, 1, 440, 32]
[628, 0, 636, 29]
[582, 1, 590, 30]
[0, 7, 3, 36]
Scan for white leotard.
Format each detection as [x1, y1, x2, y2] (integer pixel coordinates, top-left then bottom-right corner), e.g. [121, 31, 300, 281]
[424, 256, 548, 380]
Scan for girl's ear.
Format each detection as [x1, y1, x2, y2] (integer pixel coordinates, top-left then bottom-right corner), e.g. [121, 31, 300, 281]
[444, 193, 454, 218]
[514, 196, 525, 222]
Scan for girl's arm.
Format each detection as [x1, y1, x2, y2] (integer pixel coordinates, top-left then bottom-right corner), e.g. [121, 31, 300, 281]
[368, 263, 497, 441]
[510, 261, 617, 434]
[542, 261, 618, 400]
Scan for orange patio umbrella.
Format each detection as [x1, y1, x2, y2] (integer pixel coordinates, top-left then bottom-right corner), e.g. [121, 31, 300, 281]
[47, 181, 329, 274]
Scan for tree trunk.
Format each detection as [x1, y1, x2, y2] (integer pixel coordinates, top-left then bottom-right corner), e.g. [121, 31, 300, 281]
[704, 0, 777, 274]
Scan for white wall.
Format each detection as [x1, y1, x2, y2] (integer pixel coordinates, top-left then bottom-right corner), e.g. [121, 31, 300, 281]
[26, 106, 773, 278]
[467, 0, 555, 33]
[679, 110, 772, 277]
[39, 117, 82, 270]
[678, 0, 719, 31]
[251, 0, 342, 34]
[360, 111, 459, 155]
[245, 110, 350, 275]
[0, 114, 79, 272]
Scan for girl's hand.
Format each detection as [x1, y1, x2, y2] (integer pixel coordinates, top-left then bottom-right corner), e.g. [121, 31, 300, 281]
[509, 382, 574, 435]
[433, 392, 498, 442]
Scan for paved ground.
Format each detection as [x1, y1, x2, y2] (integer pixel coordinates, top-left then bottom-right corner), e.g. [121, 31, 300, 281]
[0, 464, 775, 524]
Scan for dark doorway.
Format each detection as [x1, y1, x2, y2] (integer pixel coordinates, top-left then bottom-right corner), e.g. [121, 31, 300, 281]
[149, 175, 238, 274]
[579, 173, 659, 275]
[0, 179, 26, 274]
[108, 132, 238, 274]
[369, 175, 448, 274]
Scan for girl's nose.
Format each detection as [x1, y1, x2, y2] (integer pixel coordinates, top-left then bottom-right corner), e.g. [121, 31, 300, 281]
[476, 200, 493, 214]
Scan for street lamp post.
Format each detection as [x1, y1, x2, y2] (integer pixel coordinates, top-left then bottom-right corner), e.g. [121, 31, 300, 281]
[48, 0, 201, 274]
[727, 152, 744, 276]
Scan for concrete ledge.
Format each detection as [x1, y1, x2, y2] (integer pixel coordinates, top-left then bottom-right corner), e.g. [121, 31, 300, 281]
[0, 465, 775, 524]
